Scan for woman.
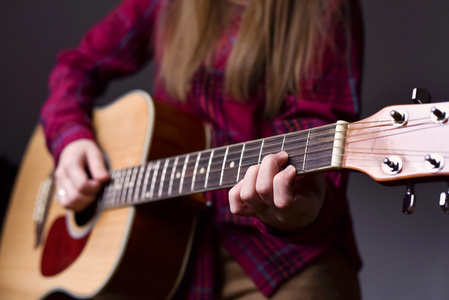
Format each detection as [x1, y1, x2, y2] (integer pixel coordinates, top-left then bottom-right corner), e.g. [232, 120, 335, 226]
[41, 0, 363, 298]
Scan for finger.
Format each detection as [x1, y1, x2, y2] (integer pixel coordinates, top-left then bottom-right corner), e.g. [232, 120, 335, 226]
[256, 152, 290, 203]
[66, 160, 102, 196]
[56, 163, 100, 212]
[228, 181, 257, 217]
[239, 165, 268, 212]
[272, 164, 297, 209]
[59, 183, 99, 212]
[86, 148, 110, 182]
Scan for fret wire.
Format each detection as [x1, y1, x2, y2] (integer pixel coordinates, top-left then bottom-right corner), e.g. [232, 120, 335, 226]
[120, 168, 126, 204]
[120, 169, 127, 203]
[111, 170, 118, 205]
[227, 142, 336, 176]
[116, 169, 124, 205]
[168, 156, 179, 196]
[135, 164, 145, 202]
[158, 158, 170, 197]
[154, 130, 333, 196]
[149, 160, 160, 199]
[142, 162, 152, 200]
[281, 134, 286, 151]
[237, 143, 245, 182]
[180, 154, 189, 194]
[192, 152, 201, 192]
[124, 167, 132, 204]
[302, 130, 311, 172]
[258, 139, 265, 164]
[127, 167, 134, 201]
[157, 125, 337, 174]
[111, 171, 118, 205]
[220, 146, 229, 187]
[167, 148, 337, 192]
[197, 129, 331, 172]
[128, 167, 138, 203]
[204, 150, 214, 189]
[120, 169, 128, 204]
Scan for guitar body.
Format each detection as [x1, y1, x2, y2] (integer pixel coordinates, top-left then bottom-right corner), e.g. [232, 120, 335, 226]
[4, 88, 449, 299]
[0, 91, 207, 299]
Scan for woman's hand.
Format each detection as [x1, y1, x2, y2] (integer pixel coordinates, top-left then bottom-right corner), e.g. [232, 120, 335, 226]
[228, 151, 326, 232]
[54, 139, 110, 212]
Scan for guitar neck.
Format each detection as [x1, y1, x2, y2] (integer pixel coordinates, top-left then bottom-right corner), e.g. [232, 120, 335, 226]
[98, 121, 349, 209]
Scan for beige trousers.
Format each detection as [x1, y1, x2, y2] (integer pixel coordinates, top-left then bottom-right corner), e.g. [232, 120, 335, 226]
[220, 247, 360, 300]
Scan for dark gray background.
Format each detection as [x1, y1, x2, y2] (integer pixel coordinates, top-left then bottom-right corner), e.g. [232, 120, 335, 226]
[1, 1, 449, 299]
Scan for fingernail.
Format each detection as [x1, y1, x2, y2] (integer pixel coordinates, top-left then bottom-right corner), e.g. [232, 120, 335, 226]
[286, 165, 296, 172]
[278, 151, 289, 159]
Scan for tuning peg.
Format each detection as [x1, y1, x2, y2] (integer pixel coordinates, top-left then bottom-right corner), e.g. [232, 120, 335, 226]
[411, 87, 431, 104]
[402, 182, 415, 215]
[439, 184, 449, 214]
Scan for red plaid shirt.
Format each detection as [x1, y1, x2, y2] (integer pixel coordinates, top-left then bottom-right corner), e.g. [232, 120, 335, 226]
[41, 0, 363, 298]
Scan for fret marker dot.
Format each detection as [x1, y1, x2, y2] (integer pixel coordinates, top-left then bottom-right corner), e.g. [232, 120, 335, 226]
[229, 161, 235, 168]
[200, 167, 205, 174]
[176, 172, 181, 179]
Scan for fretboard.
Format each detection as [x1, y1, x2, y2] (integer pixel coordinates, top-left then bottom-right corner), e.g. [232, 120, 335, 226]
[98, 121, 348, 210]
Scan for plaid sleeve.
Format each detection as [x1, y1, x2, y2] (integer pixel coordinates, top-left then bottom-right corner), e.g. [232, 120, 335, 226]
[40, 0, 159, 164]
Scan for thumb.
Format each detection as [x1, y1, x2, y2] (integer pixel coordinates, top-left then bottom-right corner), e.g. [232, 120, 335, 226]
[86, 148, 110, 182]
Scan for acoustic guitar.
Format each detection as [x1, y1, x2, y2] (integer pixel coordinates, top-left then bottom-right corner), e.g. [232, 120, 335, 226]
[1, 90, 448, 299]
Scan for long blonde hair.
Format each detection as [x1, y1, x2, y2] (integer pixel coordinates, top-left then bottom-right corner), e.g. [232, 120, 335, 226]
[159, 0, 337, 118]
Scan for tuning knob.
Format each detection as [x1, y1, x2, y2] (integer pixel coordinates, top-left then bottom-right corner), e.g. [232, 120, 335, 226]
[382, 156, 402, 175]
[403, 182, 415, 215]
[424, 153, 444, 173]
[430, 106, 448, 123]
[390, 110, 407, 126]
[439, 184, 449, 214]
[411, 87, 431, 104]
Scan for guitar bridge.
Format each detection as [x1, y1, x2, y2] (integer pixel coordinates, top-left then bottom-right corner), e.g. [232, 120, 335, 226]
[33, 177, 54, 248]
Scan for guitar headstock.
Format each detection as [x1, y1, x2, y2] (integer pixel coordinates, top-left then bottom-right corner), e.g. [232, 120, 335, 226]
[343, 100, 449, 183]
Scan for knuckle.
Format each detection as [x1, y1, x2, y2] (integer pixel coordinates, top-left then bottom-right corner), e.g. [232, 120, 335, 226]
[274, 170, 293, 187]
[228, 187, 238, 201]
[54, 166, 66, 179]
[239, 189, 252, 201]
[262, 153, 276, 164]
[273, 173, 286, 186]
[255, 180, 271, 196]
[228, 202, 238, 214]
[246, 165, 258, 175]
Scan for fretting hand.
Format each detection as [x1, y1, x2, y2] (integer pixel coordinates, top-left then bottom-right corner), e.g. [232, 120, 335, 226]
[228, 151, 326, 232]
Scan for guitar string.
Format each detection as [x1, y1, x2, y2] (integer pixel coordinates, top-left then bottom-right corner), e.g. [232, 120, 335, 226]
[115, 116, 438, 179]
[105, 118, 389, 182]
[102, 117, 444, 203]
[154, 116, 433, 172]
[99, 116, 449, 207]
